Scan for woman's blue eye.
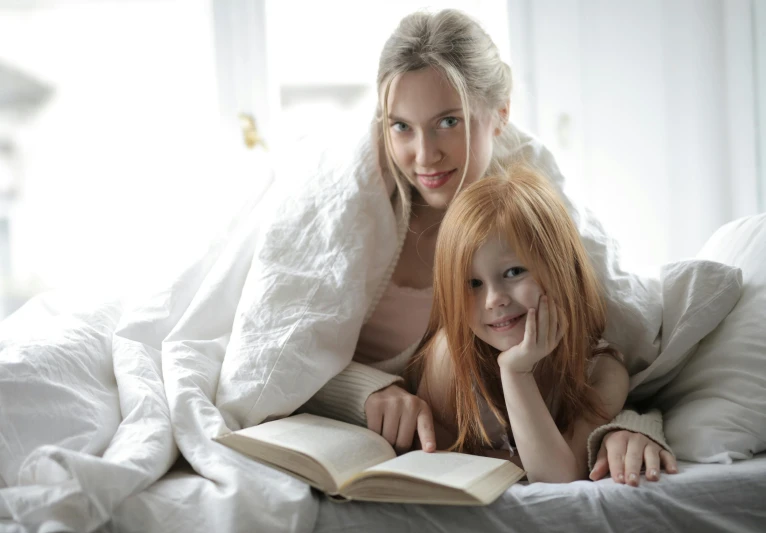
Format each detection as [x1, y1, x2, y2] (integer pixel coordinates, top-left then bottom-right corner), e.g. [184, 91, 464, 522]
[504, 267, 527, 278]
[469, 279, 483, 289]
[391, 122, 409, 132]
[439, 117, 459, 128]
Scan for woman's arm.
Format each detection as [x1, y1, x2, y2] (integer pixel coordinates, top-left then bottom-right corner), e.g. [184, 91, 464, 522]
[301, 360, 438, 454]
[300, 361, 403, 426]
[588, 409, 677, 485]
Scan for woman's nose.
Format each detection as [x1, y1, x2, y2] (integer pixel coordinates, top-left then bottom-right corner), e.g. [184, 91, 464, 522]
[414, 131, 443, 167]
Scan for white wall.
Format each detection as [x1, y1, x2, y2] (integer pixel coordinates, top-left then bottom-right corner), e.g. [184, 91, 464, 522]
[509, 0, 760, 276]
[221, 0, 512, 146]
[756, 0, 766, 211]
[0, 0, 267, 306]
[0, 0, 761, 310]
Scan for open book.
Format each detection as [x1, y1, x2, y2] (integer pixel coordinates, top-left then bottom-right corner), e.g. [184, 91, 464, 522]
[214, 413, 525, 505]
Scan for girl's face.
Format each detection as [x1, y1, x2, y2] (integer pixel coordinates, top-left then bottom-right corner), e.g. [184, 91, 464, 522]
[386, 67, 503, 210]
[467, 233, 544, 352]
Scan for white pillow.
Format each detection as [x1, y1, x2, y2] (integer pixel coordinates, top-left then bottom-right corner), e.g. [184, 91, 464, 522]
[627, 259, 742, 402]
[657, 214, 766, 463]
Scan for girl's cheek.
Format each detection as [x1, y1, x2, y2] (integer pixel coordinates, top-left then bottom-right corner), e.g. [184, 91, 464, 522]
[516, 280, 543, 307]
[468, 305, 482, 330]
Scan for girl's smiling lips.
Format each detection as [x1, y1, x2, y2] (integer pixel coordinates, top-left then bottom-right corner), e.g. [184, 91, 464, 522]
[487, 313, 526, 332]
[416, 169, 456, 189]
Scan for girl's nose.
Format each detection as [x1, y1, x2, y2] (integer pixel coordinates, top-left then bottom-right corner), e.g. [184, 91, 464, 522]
[486, 285, 511, 310]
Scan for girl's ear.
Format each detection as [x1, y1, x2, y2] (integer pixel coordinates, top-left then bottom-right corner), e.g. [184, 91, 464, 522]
[494, 99, 510, 136]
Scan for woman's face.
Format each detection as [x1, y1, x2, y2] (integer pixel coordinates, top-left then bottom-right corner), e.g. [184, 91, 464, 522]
[385, 67, 503, 210]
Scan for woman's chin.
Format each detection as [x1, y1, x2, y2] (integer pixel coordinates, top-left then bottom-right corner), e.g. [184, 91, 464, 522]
[414, 188, 452, 210]
[409, 179, 462, 210]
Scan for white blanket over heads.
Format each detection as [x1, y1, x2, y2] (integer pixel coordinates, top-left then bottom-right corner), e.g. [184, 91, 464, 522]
[0, 122, 741, 533]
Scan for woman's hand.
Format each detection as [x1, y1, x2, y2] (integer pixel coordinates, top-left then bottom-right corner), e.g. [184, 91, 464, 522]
[364, 384, 437, 454]
[497, 295, 563, 373]
[589, 430, 678, 486]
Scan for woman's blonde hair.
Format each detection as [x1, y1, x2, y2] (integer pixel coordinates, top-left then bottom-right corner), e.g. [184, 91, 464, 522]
[408, 167, 615, 453]
[376, 9, 515, 216]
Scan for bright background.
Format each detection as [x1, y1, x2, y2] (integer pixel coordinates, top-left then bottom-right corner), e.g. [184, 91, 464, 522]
[0, 0, 764, 318]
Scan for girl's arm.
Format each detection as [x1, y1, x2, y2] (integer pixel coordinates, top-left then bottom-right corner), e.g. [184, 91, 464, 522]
[417, 322, 630, 482]
[501, 354, 628, 482]
[498, 298, 629, 483]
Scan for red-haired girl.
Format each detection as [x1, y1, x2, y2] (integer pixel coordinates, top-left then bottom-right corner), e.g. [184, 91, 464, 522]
[411, 169, 673, 482]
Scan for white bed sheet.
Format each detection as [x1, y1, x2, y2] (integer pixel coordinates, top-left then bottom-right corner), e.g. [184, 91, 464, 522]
[314, 454, 766, 533]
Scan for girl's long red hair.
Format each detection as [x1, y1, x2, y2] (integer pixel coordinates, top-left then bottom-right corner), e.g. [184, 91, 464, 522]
[409, 167, 614, 453]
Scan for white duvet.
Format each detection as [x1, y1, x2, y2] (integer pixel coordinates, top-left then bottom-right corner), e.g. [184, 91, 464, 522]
[0, 123, 742, 533]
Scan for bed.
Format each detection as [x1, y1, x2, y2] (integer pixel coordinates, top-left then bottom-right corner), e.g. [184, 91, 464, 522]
[1, 131, 764, 533]
[314, 455, 766, 533]
[110, 455, 766, 533]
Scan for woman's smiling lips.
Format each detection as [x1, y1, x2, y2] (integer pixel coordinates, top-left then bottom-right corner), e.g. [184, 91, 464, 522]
[487, 313, 526, 332]
[416, 169, 456, 189]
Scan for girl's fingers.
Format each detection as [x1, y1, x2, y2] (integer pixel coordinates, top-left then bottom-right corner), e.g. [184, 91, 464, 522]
[537, 296, 548, 345]
[525, 308, 536, 347]
[548, 298, 558, 348]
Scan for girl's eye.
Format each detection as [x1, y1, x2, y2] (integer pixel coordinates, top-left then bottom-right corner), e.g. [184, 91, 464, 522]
[391, 122, 409, 132]
[439, 116, 459, 128]
[469, 279, 483, 289]
[504, 267, 527, 278]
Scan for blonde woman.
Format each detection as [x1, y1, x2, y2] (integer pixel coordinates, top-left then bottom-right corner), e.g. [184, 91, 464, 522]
[304, 9, 676, 486]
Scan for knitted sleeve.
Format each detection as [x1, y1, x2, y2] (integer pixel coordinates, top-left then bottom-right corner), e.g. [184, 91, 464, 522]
[586, 408, 673, 470]
[299, 361, 403, 427]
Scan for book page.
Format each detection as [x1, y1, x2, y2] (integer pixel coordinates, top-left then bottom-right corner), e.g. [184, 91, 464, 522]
[362, 451, 512, 489]
[236, 414, 396, 486]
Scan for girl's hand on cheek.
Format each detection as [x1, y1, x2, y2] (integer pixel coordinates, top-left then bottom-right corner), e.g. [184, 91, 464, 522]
[497, 295, 563, 374]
